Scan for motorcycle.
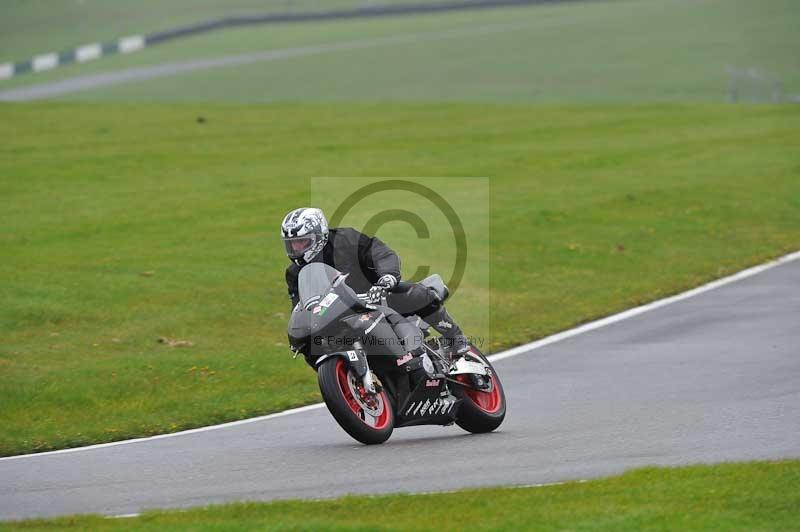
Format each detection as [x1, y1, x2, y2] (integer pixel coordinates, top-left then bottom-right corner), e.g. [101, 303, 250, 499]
[287, 262, 506, 444]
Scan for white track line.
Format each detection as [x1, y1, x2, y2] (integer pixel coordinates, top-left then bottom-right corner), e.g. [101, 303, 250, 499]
[3, 250, 799, 462]
[0, 403, 324, 462]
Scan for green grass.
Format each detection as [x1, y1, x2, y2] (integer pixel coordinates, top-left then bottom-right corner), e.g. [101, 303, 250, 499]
[2, 0, 799, 103]
[4, 461, 799, 530]
[1, 102, 799, 457]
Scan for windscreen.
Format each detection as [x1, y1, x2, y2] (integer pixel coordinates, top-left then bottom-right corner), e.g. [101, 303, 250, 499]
[297, 263, 342, 307]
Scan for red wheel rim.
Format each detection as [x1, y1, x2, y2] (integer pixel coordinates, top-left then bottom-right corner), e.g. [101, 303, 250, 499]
[335, 358, 391, 429]
[456, 351, 502, 414]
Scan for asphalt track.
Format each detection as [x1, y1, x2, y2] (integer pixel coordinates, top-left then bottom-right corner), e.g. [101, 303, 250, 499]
[2, 257, 799, 521]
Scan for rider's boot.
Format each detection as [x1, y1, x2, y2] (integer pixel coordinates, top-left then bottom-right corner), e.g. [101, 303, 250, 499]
[441, 334, 470, 362]
[422, 306, 470, 360]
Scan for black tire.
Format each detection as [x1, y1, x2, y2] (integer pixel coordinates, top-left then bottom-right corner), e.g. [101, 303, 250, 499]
[318, 357, 394, 445]
[452, 346, 506, 434]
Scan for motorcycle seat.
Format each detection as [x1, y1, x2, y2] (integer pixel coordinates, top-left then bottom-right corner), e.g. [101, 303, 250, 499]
[395, 274, 449, 303]
[419, 273, 449, 302]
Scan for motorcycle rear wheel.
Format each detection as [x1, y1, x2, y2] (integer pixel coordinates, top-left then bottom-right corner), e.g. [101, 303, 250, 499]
[318, 357, 394, 445]
[452, 346, 506, 434]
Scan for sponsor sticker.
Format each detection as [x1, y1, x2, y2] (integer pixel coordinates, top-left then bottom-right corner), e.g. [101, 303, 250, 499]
[396, 353, 413, 366]
[425, 379, 440, 387]
[359, 313, 371, 322]
[312, 306, 322, 314]
[319, 293, 338, 308]
[347, 350, 359, 361]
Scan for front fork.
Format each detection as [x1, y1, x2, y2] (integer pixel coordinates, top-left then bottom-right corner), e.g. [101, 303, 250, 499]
[313, 341, 377, 393]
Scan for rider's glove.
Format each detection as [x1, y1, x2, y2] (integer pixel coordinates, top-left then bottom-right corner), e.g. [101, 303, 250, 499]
[366, 274, 397, 304]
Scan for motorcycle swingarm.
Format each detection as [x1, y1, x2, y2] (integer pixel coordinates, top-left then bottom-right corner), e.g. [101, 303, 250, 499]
[444, 376, 494, 393]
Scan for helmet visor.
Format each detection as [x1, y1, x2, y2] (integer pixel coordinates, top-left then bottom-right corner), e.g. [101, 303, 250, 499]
[283, 235, 316, 260]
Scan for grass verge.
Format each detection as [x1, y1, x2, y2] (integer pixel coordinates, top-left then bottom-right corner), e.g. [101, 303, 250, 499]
[1, 102, 799, 456]
[2, 0, 799, 103]
[3, 460, 799, 530]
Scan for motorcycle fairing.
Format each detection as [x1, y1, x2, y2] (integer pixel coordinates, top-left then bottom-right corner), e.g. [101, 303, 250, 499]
[341, 313, 407, 361]
[395, 377, 461, 427]
[288, 263, 369, 357]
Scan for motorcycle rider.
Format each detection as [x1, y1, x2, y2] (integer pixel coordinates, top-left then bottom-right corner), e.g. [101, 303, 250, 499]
[281, 207, 469, 358]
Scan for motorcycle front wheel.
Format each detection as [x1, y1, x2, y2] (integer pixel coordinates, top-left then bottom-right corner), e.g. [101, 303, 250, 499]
[318, 357, 394, 445]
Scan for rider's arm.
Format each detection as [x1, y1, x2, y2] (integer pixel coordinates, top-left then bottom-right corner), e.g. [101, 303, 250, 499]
[357, 231, 401, 283]
[285, 264, 300, 308]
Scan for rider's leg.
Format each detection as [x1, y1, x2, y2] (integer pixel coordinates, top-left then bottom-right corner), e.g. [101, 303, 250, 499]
[421, 305, 470, 356]
[386, 284, 469, 355]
